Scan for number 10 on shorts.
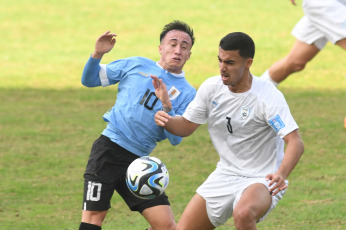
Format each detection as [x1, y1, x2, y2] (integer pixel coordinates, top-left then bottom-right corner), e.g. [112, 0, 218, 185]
[86, 181, 102, 201]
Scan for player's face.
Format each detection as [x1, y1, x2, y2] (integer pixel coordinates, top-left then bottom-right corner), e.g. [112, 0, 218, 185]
[218, 47, 253, 92]
[158, 30, 192, 74]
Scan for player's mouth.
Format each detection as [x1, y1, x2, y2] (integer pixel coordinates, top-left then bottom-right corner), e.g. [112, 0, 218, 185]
[172, 57, 181, 62]
[221, 73, 229, 80]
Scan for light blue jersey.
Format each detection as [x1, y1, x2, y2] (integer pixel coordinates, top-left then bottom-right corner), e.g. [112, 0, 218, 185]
[82, 56, 196, 156]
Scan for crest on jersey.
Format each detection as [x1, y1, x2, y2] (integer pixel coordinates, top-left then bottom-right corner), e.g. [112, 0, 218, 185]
[168, 86, 180, 100]
[241, 107, 250, 120]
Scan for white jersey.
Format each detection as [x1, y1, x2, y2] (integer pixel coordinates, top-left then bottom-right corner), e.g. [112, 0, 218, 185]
[183, 75, 299, 177]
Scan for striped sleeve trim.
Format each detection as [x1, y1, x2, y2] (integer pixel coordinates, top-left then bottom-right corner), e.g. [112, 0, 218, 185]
[99, 64, 110, 87]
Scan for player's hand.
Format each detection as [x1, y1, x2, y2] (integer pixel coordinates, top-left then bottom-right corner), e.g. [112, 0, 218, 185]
[265, 173, 287, 196]
[92, 31, 117, 59]
[151, 75, 172, 109]
[154, 111, 171, 127]
[290, 0, 296, 6]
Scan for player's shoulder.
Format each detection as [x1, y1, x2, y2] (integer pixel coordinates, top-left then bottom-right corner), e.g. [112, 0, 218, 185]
[201, 75, 223, 87]
[251, 76, 286, 104]
[125, 56, 156, 64]
[107, 56, 157, 72]
[108, 56, 155, 67]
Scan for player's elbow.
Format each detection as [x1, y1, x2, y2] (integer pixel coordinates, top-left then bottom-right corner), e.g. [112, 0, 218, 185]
[81, 79, 90, 87]
[169, 136, 183, 146]
[81, 78, 99, 87]
[298, 138, 304, 156]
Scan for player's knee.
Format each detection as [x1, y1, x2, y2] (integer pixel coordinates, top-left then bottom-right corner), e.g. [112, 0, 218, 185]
[81, 210, 107, 226]
[286, 58, 307, 73]
[151, 219, 176, 230]
[233, 207, 256, 229]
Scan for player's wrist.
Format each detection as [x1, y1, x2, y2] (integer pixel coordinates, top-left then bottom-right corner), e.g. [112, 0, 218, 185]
[91, 51, 104, 59]
[162, 106, 171, 113]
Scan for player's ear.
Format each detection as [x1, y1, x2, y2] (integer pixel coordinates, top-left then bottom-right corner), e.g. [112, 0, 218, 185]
[187, 51, 191, 60]
[159, 44, 163, 55]
[246, 58, 253, 68]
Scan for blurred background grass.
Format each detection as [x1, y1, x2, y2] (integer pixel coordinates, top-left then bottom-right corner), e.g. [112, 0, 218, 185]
[1, 0, 345, 89]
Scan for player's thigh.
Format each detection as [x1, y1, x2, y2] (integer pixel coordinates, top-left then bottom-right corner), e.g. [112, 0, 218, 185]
[176, 194, 215, 230]
[233, 183, 272, 222]
[287, 40, 320, 65]
[141, 205, 175, 230]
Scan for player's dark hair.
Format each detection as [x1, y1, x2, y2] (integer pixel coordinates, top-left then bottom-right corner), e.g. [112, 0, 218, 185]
[219, 32, 255, 58]
[160, 20, 195, 47]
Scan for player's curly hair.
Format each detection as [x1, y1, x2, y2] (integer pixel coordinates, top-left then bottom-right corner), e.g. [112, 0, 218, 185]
[220, 32, 255, 58]
[160, 20, 195, 47]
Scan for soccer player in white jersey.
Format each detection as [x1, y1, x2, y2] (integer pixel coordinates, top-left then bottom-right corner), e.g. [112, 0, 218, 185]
[79, 20, 196, 230]
[153, 32, 304, 229]
[261, 0, 346, 86]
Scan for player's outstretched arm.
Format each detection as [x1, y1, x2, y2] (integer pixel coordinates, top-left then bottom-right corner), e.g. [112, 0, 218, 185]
[266, 129, 304, 195]
[155, 111, 199, 137]
[92, 31, 117, 59]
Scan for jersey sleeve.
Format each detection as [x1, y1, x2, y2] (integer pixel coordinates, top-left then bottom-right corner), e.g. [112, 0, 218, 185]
[81, 56, 102, 87]
[100, 59, 131, 87]
[81, 56, 123, 87]
[182, 79, 210, 124]
[264, 91, 299, 138]
[172, 88, 197, 116]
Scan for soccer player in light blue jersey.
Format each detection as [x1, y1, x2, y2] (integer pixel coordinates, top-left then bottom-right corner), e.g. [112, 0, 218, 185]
[79, 20, 196, 230]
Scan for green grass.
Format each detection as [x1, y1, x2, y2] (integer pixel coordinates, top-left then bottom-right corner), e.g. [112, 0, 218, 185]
[1, 0, 345, 229]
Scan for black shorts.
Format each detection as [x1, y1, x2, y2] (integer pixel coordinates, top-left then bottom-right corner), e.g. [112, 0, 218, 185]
[82, 135, 170, 213]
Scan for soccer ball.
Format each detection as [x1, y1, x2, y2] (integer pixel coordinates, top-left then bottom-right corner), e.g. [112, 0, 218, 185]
[126, 156, 169, 199]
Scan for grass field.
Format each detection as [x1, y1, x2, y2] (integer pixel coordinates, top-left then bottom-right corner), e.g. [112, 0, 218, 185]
[1, 0, 345, 229]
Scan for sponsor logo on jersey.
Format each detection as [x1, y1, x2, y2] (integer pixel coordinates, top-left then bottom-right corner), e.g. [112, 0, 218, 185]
[241, 107, 250, 120]
[268, 114, 285, 132]
[212, 101, 219, 107]
[168, 86, 180, 100]
[139, 72, 150, 77]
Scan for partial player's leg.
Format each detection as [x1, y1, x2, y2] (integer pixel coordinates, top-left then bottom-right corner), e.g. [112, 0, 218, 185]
[176, 194, 215, 230]
[267, 40, 320, 84]
[142, 205, 176, 230]
[80, 135, 138, 229]
[336, 38, 346, 50]
[80, 210, 107, 229]
[233, 183, 272, 230]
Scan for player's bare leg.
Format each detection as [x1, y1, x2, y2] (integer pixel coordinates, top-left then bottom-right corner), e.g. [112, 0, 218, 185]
[336, 38, 346, 50]
[233, 183, 272, 230]
[81, 210, 107, 227]
[176, 194, 215, 230]
[268, 40, 320, 84]
[142, 205, 176, 230]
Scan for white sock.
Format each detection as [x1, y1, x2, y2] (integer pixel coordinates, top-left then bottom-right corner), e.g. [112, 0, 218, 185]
[260, 70, 279, 87]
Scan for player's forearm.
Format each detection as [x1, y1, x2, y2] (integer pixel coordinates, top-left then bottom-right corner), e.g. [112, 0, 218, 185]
[91, 51, 104, 60]
[277, 133, 304, 179]
[81, 56, 102, 87]
[164, 116, 198, 137]
[162, 101, 172, 113]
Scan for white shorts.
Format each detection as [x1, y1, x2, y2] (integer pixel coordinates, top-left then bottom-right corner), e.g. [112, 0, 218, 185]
[196, 169, 287, 227]
[292, 0, 346, 49]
